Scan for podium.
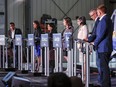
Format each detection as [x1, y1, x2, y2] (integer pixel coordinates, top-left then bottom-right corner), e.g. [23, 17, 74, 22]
[64, 32, 73, 77]
[0, 35, 7, 68]
[74, 39, 91, 87]
[53, 33, 62, 72]
[15, 35, 23, 70]
[27, 34, 35, 72]
[41, 34, 49, 76]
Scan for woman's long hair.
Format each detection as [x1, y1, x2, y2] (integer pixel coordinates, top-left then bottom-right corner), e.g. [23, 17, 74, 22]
[33, 20, 42, 33]
[33, 20, 40, 29]
[78, 16, 86, 25]
[63, 17, 73, 27]
[48, 23, 57, 33]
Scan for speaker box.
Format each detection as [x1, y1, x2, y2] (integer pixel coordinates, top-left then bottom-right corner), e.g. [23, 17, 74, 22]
[2, 72, 16, 87]
[11, 76, 30, 87]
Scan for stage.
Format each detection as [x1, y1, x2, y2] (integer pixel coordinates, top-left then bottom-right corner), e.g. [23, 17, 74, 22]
[0, 70, 116, 87]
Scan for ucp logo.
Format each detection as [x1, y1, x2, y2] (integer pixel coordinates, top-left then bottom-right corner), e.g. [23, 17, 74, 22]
[65, 36, 69, 41]
[16, 37, 21, 41]
[28, 38, 33, 41]
[41, 37, 48, 42]
[54, 37, 60, 42]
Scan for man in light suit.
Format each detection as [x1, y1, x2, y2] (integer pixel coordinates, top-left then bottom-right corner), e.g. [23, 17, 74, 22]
[8, 22, 22, 68]
[94, 5, 113, 87]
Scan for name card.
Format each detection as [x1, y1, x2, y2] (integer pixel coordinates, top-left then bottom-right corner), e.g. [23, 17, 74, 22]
[15, 35, 22, 46]
[28, 34, 34, 46]
[53, 33, 62, 48]
[41, 34, 49, 47]
[64, 32, 72, 48]
[0, 35, 5, 45]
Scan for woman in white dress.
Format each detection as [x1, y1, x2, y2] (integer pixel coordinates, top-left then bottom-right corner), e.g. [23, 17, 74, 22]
[77, 16, 88, 82]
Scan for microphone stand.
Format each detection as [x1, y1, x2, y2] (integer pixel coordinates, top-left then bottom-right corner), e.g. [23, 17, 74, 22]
[67, 26, 79, 76]
[69, 26, 79, 50]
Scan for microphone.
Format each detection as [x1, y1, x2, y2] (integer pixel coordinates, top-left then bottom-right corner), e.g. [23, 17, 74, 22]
[69, 25, 79, 40]
[72, 25, 79, 36]
[68, 26, 79, 50]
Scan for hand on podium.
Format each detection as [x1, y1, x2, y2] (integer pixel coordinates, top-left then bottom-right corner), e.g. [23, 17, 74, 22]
[83, 38, 88, 42]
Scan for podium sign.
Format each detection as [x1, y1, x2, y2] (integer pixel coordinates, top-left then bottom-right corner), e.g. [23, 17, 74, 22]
[0, 35, 5, 45]
[15, 35, 22, 46]
[28, 34, 34, 46]
[41, 34, 49, 47]
[64, 32, 72, 48]
[53, 33, 62, 48]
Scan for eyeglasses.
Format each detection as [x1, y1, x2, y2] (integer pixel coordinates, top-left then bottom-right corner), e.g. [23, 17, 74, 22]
[90, 13, 95, 17]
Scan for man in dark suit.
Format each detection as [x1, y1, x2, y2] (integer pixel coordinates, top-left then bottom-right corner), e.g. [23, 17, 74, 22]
[86, 9, 101, 85]
[88, 9, 99, 42]
[8, 22, 22, 41]
[94, 5, 113, 87]
[7, 22, 22, 68]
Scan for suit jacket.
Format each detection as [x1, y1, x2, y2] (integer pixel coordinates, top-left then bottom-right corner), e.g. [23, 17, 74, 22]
[88, 18, 99, 42]
[7, 28, 22, 48]
[8, 28, 22, 39]
[94, 15, 113, 53]
[34, 28, 42, 46]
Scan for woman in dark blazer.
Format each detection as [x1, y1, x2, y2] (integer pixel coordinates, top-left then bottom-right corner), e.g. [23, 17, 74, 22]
[62, 17, 74, 62]
[47, 23, 57, 73]
[33, 20, 42, 71]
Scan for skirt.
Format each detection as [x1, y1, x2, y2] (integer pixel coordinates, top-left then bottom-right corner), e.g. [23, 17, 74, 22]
[34, 45, 41, 57]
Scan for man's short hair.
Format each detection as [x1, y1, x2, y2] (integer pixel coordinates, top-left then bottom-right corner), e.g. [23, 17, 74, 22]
[97, 4, 107, 13]
[10, 22, 15, 26]
[89, 9, 97, 14]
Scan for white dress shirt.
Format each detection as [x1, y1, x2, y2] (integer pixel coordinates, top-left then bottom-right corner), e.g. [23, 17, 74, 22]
[11, 30, 15, 39]
[99, 14, 106, 21]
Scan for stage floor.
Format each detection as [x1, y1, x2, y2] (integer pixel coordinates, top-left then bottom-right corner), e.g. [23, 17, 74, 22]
[0, 71, 116, 87]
